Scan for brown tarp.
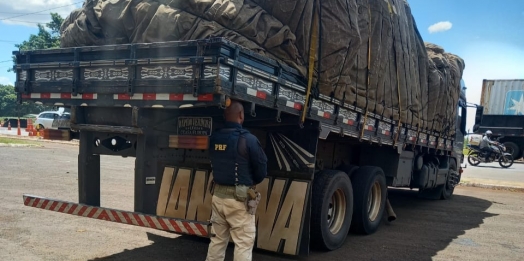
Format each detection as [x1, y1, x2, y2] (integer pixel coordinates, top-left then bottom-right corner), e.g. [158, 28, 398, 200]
[60, 0, 465, 135]
[426, 43, 465, 135]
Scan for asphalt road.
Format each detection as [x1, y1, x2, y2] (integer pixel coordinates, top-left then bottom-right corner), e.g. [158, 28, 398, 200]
[461, 156, 524, 187]
[1, 141, 524, 261]
[0, 127, 30, 137]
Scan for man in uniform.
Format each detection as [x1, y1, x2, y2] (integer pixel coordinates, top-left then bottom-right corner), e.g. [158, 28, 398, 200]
[206, 100, 267, 261]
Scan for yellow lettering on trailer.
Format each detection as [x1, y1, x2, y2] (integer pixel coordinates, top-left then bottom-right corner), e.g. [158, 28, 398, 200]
[256, 179, 308, 255]
[164, 168, 191, 218]
[157, 167, 309, 255]
[186, 170, 214, 222]
[256, 178, 284, 248]
[156, 167, 176, 216]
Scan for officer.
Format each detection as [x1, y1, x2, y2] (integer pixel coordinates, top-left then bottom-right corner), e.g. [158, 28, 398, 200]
[480, 130, 495, 161]
[205, 100, 267, 261]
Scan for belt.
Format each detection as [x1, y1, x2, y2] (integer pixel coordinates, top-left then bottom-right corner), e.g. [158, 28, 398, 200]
[213, 184, 236, 199]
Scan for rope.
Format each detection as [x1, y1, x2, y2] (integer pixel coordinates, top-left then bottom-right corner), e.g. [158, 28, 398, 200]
[301, 1, 319, 124]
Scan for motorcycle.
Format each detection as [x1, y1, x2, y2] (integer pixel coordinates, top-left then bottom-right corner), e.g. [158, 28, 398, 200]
[467, 139, 514, 168]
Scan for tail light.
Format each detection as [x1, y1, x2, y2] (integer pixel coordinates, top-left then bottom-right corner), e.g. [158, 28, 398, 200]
[169, 135, 209, 150]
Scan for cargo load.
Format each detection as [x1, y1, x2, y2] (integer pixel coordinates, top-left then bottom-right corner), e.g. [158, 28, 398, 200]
[59, 0, 464, 135]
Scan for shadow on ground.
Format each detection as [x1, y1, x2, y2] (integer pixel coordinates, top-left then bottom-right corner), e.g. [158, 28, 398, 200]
[89, 189, 495, 261]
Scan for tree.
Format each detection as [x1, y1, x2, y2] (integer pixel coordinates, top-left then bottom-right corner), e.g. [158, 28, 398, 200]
[8, 13, 64, 72]
[0, 13, 63, 115]
[16, 12, 64, 51]
[0, 84, 50, 117]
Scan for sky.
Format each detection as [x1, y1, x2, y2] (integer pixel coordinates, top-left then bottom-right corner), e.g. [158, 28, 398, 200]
[0, 0, 523, 130]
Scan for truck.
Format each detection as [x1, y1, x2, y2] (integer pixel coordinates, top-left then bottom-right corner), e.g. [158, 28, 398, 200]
[473, 79, 524, 160]
[14, 38, 467, 256]
[13, 0, 468, 256]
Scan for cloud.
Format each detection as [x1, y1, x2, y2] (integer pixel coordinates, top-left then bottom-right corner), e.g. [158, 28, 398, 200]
[0, 0, 82, 27]
[428, 21, 453, 34]
[0, 76, 13, 86]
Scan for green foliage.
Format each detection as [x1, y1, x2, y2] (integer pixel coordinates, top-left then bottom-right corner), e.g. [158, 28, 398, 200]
[8, 13, 64, 72]
[0, 13, 64, 115]
[16, 12, 64, 51]
[0, 137, 40, 146]
[0, 84, 51, 116]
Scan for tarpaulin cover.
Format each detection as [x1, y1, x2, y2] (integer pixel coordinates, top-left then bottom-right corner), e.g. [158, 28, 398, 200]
[60, 0, 465, 135]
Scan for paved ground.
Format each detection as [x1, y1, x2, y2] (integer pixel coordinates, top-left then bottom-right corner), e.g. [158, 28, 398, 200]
[0, 126, 30, 137]
[1, 140, 524, 261]
[461, 157, 524, 188]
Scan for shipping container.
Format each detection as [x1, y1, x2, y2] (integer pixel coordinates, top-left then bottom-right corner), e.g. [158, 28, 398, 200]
[480, 79, 524, 115]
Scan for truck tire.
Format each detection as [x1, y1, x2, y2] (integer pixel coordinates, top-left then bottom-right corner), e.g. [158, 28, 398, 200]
[503, 142, 520, 160]
[440, 161, 457, 200]
[311, 170, 353, 251]
[336, 164, 359, 179]
[350, 166, 387, 235]
[419, 160, 457, 200]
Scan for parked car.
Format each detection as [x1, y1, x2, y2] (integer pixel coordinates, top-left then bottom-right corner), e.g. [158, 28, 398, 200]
[35, 111, 62, 129]
[51, 112, 71, 129]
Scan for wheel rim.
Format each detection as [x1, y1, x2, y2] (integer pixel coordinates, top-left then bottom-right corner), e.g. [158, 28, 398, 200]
[447, 165, 457, 190]
[327, 189, 346, 234]
[367, 181, 382, 222]
[500, 156, 513, 167]
[468, 154, 480, 165]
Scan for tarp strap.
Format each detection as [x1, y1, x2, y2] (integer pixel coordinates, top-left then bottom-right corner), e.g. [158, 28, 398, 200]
[361, 0, 372, 141]
[366, 0, 372, 110]
[393, 5, 402, 145]
[301, 0, 319, 124]
[360, 111, 369, 140]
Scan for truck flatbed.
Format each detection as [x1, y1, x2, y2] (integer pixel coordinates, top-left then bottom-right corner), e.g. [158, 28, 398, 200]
[14, 37, 454, 152]
[14, 37, 466, 257]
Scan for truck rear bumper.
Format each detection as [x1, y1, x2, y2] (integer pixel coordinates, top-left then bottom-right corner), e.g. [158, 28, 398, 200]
[23, 194, 212, 238]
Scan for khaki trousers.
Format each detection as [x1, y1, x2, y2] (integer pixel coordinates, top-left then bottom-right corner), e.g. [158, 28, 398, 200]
[205, 195, 256, 261]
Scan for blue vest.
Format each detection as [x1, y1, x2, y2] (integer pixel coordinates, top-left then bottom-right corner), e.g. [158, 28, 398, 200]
[209, 128, 253, 186]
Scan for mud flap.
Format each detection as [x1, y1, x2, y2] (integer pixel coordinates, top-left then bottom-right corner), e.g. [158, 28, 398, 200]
[153, 166, 313, 256]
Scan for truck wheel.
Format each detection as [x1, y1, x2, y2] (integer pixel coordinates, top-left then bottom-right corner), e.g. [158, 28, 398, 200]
[419, 161, 457, 200]
[503, 142, 520, 160]
[350, 166, 387, 235]
[311, 170, 353, 251]
[336, 164, 359, 179]
[518, 150, 524, 161]
[441, 161, 457, 200]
